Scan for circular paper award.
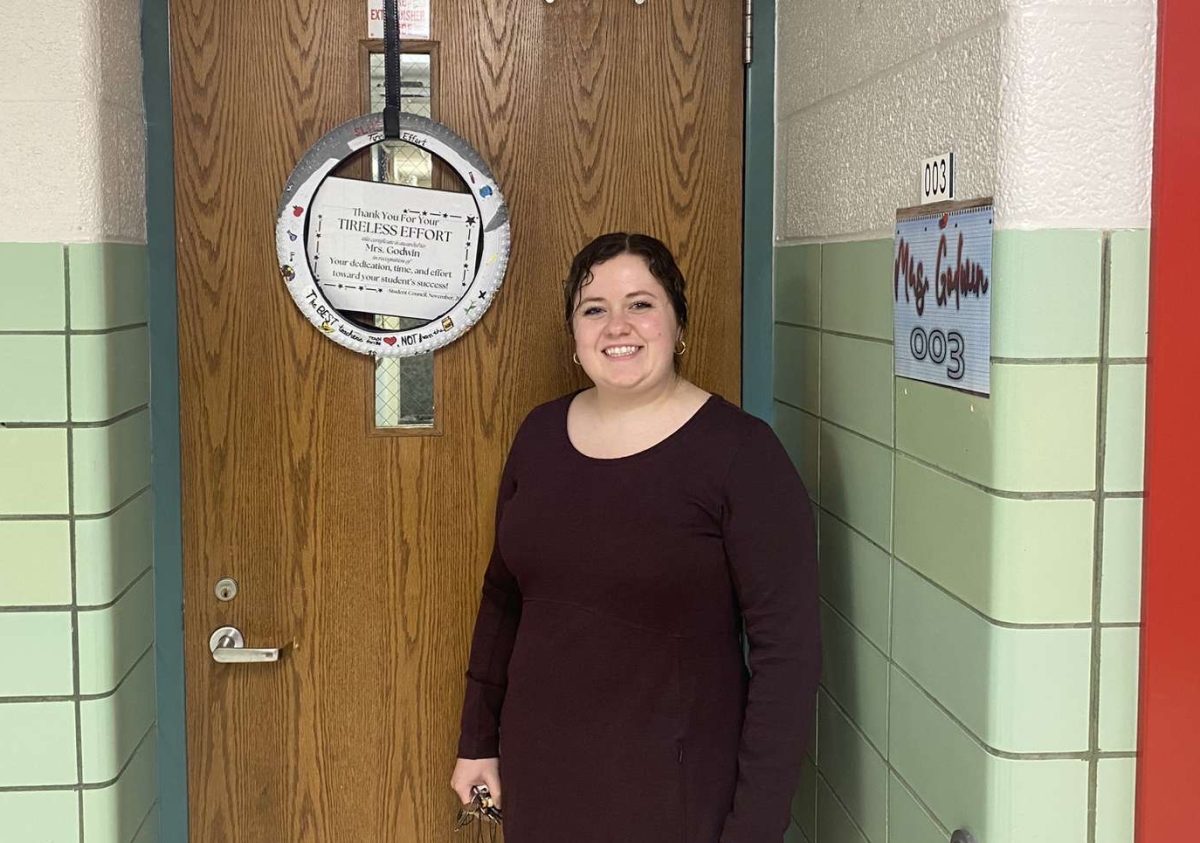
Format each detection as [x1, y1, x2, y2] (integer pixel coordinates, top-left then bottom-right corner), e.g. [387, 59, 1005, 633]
[275, 112, 510, 357]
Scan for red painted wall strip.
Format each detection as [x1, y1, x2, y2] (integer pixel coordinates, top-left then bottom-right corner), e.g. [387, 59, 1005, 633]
[1136, 1, 1200, 839]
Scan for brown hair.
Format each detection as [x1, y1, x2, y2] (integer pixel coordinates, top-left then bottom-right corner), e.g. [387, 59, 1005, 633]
[562, 232, 689, 336]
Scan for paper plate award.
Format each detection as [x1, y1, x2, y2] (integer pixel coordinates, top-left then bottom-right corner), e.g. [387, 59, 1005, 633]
[275, 3, 509, 357]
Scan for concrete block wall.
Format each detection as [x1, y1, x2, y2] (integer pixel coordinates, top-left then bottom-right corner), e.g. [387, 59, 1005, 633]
[773, 1, 1155, 841]
[0, 2, 156, 841]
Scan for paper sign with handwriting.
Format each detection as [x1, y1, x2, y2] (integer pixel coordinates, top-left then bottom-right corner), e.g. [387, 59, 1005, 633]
[893, 199, 992, 396]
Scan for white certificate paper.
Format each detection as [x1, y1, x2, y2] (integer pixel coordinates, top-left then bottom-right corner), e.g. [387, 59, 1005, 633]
[307, 177, 480, 320]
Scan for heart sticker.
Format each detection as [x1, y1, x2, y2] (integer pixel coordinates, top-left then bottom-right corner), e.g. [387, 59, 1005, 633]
[383, 336, 397, 346]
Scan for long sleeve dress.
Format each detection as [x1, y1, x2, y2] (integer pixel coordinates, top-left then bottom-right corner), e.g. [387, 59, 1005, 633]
[457, 390, 820, 843]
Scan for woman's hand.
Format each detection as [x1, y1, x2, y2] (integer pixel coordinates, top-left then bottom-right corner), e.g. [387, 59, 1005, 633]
[451, 757, 502, 808]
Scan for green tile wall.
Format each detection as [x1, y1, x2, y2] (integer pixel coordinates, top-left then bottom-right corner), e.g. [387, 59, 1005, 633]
[0, 335, 69, 422]
[1095, 758, 1137, 843]
[817, 510, 891, 651]
[1107, 231, 1151, 359]
[893, 455, 1095, 624]
[785, 821, 811, 843]
[887, 774, 946, 843]
[76, 492, 153, 607]
[889, 668, 1089, 842]
[0, 428, 70, 514]
[0, 244, 68, 330]
[818, 423, 893, 551]
[0, 613, 75, 695]
[819, 604, 889, 752]
[817, 691, 888, 842]
[772, 231, 1147, 843]
[896, 364, 1098, 492]
[891, 563, 1091, 753]
[0, 791, 81, 841]
[0, 521, 72, 605]
[82, 732, 158, 842]
[0, 242, 156, 843]
[793, 756, 817, 839]
[820, 334, 893, 446]
[776, 403, 820, 496]
[815, 777, 870, 843]
[990, 230, 1104, 358]
[776, 325, 821, 413]
[1101, 498, 1144, 623]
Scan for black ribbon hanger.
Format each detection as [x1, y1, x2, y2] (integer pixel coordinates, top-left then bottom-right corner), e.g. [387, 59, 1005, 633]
[383, 0, 402, 139]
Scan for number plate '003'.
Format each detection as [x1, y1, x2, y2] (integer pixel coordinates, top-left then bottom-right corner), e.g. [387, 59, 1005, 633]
[920, 153, 955, 205]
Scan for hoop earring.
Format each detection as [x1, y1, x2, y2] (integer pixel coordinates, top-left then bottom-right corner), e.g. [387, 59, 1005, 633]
[674, 338, 687, 356]
[572, 352, 581, 366]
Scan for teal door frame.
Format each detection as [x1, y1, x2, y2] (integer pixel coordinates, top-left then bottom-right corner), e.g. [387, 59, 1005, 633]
[143, 3, 775, 838]
[742, 0, 777, 422]
[141, 1, 189, 840]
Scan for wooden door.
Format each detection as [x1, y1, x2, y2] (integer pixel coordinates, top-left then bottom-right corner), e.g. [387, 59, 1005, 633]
[171, 1, 743, 840]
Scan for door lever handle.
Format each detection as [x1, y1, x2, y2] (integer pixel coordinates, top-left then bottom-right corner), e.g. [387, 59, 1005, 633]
[209, 626, 280, 663]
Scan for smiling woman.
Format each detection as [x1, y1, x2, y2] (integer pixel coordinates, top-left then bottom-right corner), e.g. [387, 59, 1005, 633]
[450, 233, 822, 843]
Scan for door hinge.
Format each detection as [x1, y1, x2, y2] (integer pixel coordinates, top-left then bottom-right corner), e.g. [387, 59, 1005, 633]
[744, 0, 753, 65]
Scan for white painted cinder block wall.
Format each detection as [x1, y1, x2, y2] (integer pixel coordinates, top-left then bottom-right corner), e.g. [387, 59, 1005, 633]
[0, 1, 146, 243]
[776, 0, 1157, 241]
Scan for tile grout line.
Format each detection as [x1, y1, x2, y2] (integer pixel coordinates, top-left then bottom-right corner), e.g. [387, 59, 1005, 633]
[825, 326, 892, 347]
[822, 562, 1135, 753]
[0, 322, 148, 338]
[892, 442, 1093, 501]
[813, 766, 875, 843]
[813, 247, 825, 834]
[892, 546, 1092, 629]
[778, 398, 1102, 502]
[820, 622, 1102, 763]
[889, 765, 952, 839]
[816, 691, 1041, 843]
[792, 820, 813, 843]
[0, 563, 154, 615]
[818, 597, 889, 684]
[128, 797, 160, 843]
[817, 502, 1094, 632]
[779, 400, 1145, 503]
[0, 642, 154, 706]
[775, 319, 894, 348]
[4, 402, 150, 430]
[65, 245, 86, 843]
[0, 484, 151, 523]
[816, 245, 822, 511]
[889, 657, 1098, 761]
[0, 722, 157, 794]
[993, 355, 1147, 366]
[886, 296, 898, 842]
[1086, 231, 1114, 843]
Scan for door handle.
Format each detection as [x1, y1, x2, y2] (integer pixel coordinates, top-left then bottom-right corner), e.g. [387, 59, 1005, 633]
[209, 625, 280, 663]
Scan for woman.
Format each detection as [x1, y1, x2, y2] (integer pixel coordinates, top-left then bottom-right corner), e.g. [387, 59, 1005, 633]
[451, 233, 820, 842]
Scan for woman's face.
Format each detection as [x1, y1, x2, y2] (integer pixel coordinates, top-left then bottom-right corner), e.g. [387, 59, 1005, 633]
[571, 253, 680, 394]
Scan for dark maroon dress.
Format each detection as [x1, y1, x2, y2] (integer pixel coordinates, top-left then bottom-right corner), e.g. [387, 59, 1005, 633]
[457, 391, 820, 843]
